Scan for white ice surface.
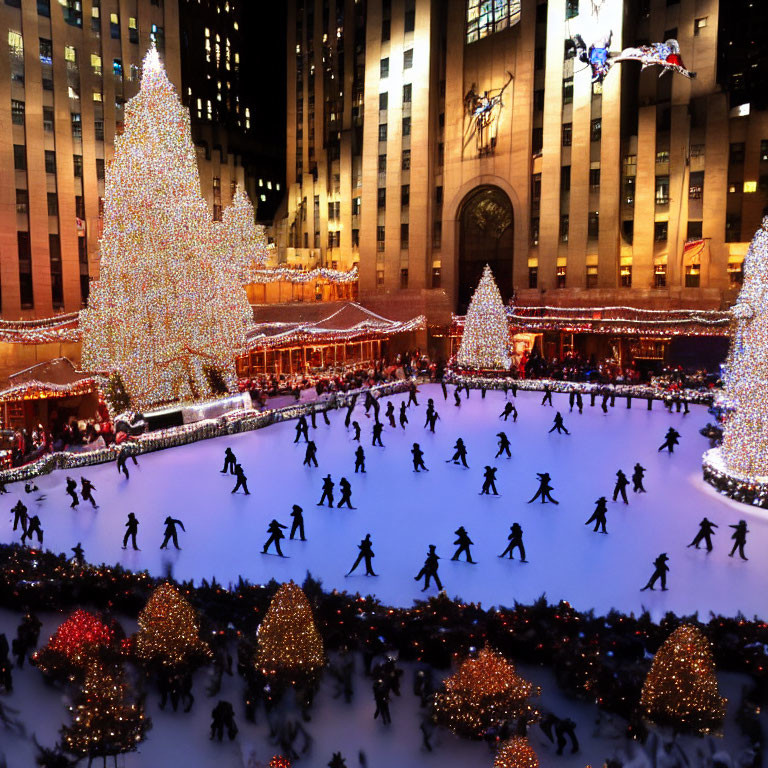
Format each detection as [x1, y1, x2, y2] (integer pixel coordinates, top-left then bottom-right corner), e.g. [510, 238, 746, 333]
[2, 385, 767, 620]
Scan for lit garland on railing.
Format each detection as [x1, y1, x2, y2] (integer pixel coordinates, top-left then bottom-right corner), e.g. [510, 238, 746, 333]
[702, 448, 768, 508]
[446, 373, 715, 405]
[249, 266, 358, 285]
[0, 380, 413, 485]
[0, 314, 81, 345]
[0, 377, 100, 403]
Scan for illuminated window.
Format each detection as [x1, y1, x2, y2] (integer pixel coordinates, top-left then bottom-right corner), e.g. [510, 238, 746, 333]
[93, 90, 102, 101]
[620, 265, 632, 287]
[744, 180, 757, 193]
[68, 85, 80, 99]
[466, 0, 521, 44]
[39, 38, 53, 64]
[91, 53, 102, 74]
[556, 265, 567, 288]
[685, 264, 700, 288]
[129, 17, 138, 44]
[654, 264, 666, 288]
[64, 44, 77, 63]
[8, 30, 23, 58]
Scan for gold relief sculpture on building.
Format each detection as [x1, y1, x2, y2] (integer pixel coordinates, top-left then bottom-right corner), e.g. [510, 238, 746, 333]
[463, 72, 513, 157]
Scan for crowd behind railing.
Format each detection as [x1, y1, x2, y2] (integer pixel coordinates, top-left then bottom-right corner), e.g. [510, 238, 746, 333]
[3, 348, 722, 470]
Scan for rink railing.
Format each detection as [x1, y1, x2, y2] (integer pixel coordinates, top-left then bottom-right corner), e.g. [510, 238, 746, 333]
[446, 372, 716, 406]
[0, 376, 716, 484]
[0, 380, 413, 484]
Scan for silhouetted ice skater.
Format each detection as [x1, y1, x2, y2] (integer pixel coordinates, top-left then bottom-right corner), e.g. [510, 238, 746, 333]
[352, 421, 361, 441]
[612, 470, 629, 504]
[0, 478, 6, 494]
[364, 389, 376, 416]
[688, 517, 718, 552]
[294, 416, 309, 444]
[658, 427, 681, 453]
[407, 380, 419, 407]
[221, 448, 236, 475]
[372, 422, 384, 447]
[555, 717, 579, 755]
[480, 466, 499, 495]
[495, 432, 512, 459]
[451, 526, 475, 563]
[414, 544, 442, 591]
[344, 394, 357, 428]
[337, 477, 355, 509]
[24, 480, 38, 493]
[116, 448, 129, 478]
[499, 523, 526, 561]
[373, 678, 391, 725]
[399, 402, 408, 429]
[71, 541, 84, 564]
[427, 409, 440, 433]
[541, 385, 553, 406]
[346, 533, 376, 576]
[80, 477, 98, 508]
[632, 463, 646, 493]
[210, 700, 237, 742]
[576, 391, 584, 413]
[549, 412, 570, 435]
[447, 438, 468, 467]
[11, 500, 28, 534]
[385, 401, 396, 428]
[411, 443, 428, 472]
[289, 504, 306, 541]
[21, 515, 43, 546]
[231, 463, 250, 494]
[454, 390, 461, 407]
[728, 520, 749, 560]
[303, 440, 318, 467]
[499, 402, 518, 422]
[262, 519, 287, 557]
[160, 516, 185, 549]
[310, 409, 317, 429]
[65, 476, 79, 508]
[569, 390, 576, 412]
[122, 512, 139, 550]
[641, 553, 670, 591]
[441, 378, 448, 400]
[354, 446, 366, 473]
[528, 472, 558, 504]
[585, 497, 608, 533]
[424, 399, 436, 428]
[318, 475, 334, 507]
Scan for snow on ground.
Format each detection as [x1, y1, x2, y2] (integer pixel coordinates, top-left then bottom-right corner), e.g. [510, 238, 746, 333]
[2, 384, 767, 620]
[0, 608, 760, 768]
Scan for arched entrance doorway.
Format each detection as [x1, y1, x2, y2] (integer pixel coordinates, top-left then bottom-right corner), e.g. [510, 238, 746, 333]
[458, 186, 514, 313]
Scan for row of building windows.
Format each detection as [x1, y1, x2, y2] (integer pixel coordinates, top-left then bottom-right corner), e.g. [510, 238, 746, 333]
[13, 144, 105, 180]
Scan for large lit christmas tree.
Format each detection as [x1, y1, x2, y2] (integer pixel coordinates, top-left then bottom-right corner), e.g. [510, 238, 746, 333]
[433, 647, 539, 739]
[255, 581, 325, 685]
[60, 659, 150, 763]
[639, 624, 726, 734]
[457, 264, 511, 370]
[720, 216, 768, 478]
[80, 45, 253, 409]
[131, 582, 212, 670]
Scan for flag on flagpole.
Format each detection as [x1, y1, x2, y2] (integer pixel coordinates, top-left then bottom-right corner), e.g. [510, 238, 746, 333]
[683, 238, 706, 263]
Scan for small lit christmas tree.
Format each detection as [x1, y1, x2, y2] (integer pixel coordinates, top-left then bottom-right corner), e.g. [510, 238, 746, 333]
[60, 659, 150, 763]
[131, 582, 212, 670]
[494, 737, 539, 768]
[457, 264, 511, 370]
[80, 45, 252, 408]
[33, 610, 115, 683]
[255, 581, 325, 685]
[433, 647, 539, 739]
[720, 216, 768, 478]
[639, 624, 726, 734]
[216, 184, 270, 282]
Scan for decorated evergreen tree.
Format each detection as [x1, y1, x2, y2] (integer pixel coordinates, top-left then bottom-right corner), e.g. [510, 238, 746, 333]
[433, 647, 539, 739]
[720, 216, 768, 478]
[457, 264, 511, 370]
[33, 610, 116, 683]
[80, 45, 252, 409]
[60, 659, 150, 764]
[494, 737, 539, 768]
[215, 184, 270, 281]
[255, 581, 325, 685]
[639, 624, 726, 734]
[103, 372, 131, 416]
[131, 583, 212, 670]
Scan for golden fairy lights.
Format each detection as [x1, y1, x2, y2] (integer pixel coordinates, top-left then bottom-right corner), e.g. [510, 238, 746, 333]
[639, 624, 726, 734]
[255, 581, 325, 683]
[720, 216, 768, 479]
[61, 658, 150, 761]
[433, 647, 539, 739]
[80, 45, 253, 410]
[216, 185, 270, 282]
[457, 264, 511, 370]
[494, 737, 540, 768]
[132, 582, 213, 669]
